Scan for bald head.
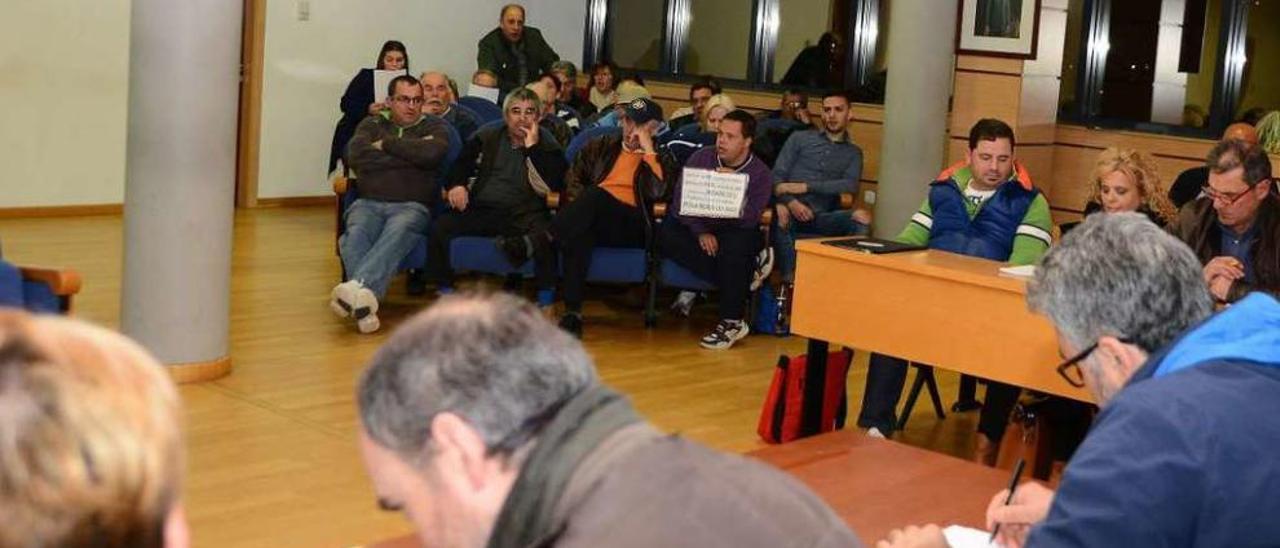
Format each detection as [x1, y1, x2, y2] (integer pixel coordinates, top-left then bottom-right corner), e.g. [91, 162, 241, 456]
[1223, 123, 1259, 146]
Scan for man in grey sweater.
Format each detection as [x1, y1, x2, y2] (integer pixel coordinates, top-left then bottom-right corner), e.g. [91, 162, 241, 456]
[332, 75, 451, 334]
[357, 293, 861, 548]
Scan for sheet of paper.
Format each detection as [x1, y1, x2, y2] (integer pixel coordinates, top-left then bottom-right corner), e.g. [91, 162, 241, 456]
[373, 68, 408, 104]
[998, 264, 1037, 278]
[679, 167, 748, 219]
[467, 84, 500, 103]
[943, 525, 996, 548]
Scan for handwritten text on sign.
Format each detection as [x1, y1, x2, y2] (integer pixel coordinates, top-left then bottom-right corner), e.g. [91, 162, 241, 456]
[680, 168, 748, 219]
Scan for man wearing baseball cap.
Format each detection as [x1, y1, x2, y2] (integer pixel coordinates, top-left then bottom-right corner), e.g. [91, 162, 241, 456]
[497, 97, 676, 337]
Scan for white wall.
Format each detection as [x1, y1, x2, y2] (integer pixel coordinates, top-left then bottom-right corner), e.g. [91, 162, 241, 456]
[0, 0, 131, 208]
[257, 0, 586, 199]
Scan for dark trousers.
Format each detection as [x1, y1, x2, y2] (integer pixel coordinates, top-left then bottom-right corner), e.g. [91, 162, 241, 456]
[857, 352, 1021, 442]
[551, 186, 647, 312]
[427, 205, 555, 289]
[657, 219, 761, 321]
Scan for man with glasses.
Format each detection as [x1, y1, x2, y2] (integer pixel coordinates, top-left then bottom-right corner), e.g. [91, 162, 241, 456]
[878, 212, 1280, 548]
[332, 75, 451, 333]
[427, 87, 568, 308]
[1171, 138, 1277, 303]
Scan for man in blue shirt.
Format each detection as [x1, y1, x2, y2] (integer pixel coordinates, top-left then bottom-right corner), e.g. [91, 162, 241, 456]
[1171, 138, 1278, 303]
[877, 213, 1280, 548]
[771, 90, 871, 282]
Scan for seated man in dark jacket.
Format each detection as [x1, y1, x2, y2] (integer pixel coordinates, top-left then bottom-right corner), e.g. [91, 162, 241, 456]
[333, 75, 450, 334]
[880, 213, 1280, 548]
[427, 88, 568, 308]
[1167, 123, 1258, 208]
[1170, 138, 1278, 303]
[477, 4, 560, 96]
[503, 98, 673, 337]
[421, 71, 479, 140]
[357, 293, 860, 548]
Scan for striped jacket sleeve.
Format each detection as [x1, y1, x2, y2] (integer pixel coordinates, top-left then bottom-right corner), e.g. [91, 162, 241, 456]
[895, 197, 934, 246]
[1008, 194, 1054, 265]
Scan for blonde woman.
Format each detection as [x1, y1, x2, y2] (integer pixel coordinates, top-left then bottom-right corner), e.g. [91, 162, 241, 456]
[1082, 147, 1177, 227]
[663, 94, 737, 167]
[0, 312, 187, 548]
[699, 93, 737, 133]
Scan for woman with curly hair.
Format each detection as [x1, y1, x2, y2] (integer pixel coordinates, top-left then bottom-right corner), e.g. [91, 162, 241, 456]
[1080, 147, 1178, 227]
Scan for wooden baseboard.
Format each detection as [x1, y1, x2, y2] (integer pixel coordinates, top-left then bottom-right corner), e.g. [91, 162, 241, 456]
[168, 356, 232, 384]
[0, 203, 123, 218]
[254, 196, 331, 208]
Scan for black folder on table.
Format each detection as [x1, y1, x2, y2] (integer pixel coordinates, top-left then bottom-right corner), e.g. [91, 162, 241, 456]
[821, 237, 926, 254]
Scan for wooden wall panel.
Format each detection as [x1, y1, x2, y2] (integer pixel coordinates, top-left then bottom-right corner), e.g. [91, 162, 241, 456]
[1017, 146, 1057, 199]
[950, 72, 1022, 138]
[955, 55, 1024, 75]
[1048, 144, 1099, 212]
[850, 121, 883, 181]
[1016, 75, 1060, 144]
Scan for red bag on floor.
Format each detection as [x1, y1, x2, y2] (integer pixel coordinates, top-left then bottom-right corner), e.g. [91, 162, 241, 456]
[757, 349, 854, 444]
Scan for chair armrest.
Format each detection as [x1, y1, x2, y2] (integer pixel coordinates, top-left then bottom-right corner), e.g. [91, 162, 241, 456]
[760, 209, 774, 226]
[546, 192, 561, 210]
[652, 202, 668, 218]
[333, 175, 350, 195]
[18, 266, 82, 296]
[840, 192, 855, 210]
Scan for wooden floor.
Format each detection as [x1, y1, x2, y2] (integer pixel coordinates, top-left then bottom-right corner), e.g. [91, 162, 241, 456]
[0, 206, 987, 547]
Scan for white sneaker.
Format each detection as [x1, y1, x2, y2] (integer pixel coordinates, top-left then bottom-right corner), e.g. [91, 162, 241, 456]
[351, 283, 380, 334]
[671, 290, 698, 317]
[329, 280, 361, 318]
[866, 427, 886, 439]
[699, 319, 750, 350]
[750, 248, 774, 291]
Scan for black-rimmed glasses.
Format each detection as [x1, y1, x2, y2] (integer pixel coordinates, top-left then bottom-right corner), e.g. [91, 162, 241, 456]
[1056, 337, 1134, 388]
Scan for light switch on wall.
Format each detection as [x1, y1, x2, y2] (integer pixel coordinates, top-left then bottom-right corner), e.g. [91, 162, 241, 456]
[864, 190, 877, 205]
[297, 0, 310, 21]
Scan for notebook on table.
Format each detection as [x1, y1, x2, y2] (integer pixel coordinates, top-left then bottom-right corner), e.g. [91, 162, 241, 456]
[821, 237, 926, 255]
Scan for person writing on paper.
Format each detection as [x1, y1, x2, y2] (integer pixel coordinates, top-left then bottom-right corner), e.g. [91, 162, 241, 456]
[878, 213, 1280, 548]
[329, 40, 409, 175]
[333, 75, 452, 333]
[659, 110, 774, 350]
[1170, 139, 1278, 303]
[427, 88, 568, 309]
[421, 71, 479, 142]
[856, 119, 1054, 466]
[772, 90, 872, 284]
[476, 4, 560, 95]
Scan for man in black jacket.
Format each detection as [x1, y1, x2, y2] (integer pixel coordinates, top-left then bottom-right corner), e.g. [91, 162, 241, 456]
[503, 98, 673, 337]
[477, 4, 560, 95]
[427, 88, 568, 307]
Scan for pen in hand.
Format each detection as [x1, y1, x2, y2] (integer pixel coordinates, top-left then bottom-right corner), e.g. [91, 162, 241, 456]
[990, 458, 1026, 544]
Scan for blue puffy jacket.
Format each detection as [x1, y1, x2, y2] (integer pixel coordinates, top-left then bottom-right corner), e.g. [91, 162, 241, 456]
[1029, 293, 1280, 547]
[927, 162, 1039, 262]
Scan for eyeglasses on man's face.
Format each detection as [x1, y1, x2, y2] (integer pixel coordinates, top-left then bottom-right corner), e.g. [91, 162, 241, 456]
[1056, 337, 1134, 388]
[391, 96, 424, 106]
[1202, 180, 1265, 206]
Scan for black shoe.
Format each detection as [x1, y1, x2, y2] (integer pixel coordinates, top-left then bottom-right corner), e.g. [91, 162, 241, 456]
[406, 269, 427, 296]
[558, 313, 583, 338]
[495, 235, 531, 267]
[951, 399, 983, 412]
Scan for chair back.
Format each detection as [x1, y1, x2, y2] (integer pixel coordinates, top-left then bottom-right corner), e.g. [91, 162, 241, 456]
[565, 126, 622, 163]
[458, 96, 503, 124]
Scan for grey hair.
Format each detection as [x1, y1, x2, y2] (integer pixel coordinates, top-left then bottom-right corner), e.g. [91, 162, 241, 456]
[502, 87, 542, 113]
[357, 293, 597, 462]
[550, 60, 578, 80]
[1027, 213, 1213, 354]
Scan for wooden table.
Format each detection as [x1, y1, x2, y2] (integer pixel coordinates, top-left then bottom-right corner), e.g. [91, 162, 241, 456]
[791, 241, 1089, 402]
[363, 431, 1011, 547]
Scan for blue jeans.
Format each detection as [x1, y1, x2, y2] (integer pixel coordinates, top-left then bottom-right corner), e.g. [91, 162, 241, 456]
[339, 199, 431, 297]
[774, 209, 869, 282]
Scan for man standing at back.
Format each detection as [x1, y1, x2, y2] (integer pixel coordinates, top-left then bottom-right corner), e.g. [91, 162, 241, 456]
[772, 90, 871, 284]
[477, 4, 560, 96]
[332, 75, 450, 333]
[356, 293, 860, 548]
[857, 119, 1053, 464]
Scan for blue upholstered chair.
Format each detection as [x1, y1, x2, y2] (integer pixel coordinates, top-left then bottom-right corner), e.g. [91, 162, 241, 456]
[458, 96, 503, 125]
[333, 119, 463, 284]
[564, 125, 621, 163]
[0, 259, 82, 314]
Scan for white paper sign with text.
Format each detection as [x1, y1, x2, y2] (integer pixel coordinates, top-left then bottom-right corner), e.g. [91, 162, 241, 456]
[679, 168, 748, 219]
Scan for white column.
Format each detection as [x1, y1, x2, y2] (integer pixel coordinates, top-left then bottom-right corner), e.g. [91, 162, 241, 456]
[122, 0, 241, 381]
[874, 0, 959, 236]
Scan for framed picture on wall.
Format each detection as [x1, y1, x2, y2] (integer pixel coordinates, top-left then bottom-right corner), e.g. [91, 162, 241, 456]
[957, 0, 1041, 59]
